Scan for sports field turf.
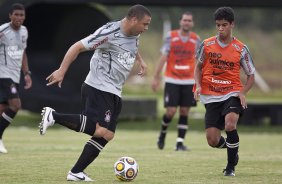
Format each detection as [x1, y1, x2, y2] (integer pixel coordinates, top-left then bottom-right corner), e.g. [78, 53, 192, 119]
[0, 126, 281, 184]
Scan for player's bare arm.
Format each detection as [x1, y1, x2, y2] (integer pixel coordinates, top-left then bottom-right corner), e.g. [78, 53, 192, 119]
[21, 49, 32, 89]
[151, 54, 167, 92]
[46, 41, 87, 87]
[194, 60, 203, 100]
[136, 51, 147, 77]
[237, 74, 255, 109]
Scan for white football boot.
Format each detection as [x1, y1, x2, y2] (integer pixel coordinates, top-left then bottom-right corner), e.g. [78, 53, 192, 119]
[67, 171, 94, 182]
[39, 107, 55, 135]
[0, 139, 8, 153]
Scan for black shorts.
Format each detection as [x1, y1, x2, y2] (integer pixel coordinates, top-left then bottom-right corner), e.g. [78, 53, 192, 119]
[0, 78, 20, 104]
[204, 96, 244, 130]
[81, 83, 122, 133]
[164, 83, 196, 107]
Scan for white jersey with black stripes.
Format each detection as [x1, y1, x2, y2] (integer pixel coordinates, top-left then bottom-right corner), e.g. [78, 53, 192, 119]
[81, 21, 139, 97]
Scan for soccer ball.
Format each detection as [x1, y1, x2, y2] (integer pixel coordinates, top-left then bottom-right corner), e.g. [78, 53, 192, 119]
[114, 156, 139, 181]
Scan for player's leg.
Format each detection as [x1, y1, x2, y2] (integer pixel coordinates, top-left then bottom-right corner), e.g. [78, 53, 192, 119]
[39, 107, 98, 136]
[67, 128, 114, 182]
[223, 112, 239, 176]
[66, 85, 121, 181]
[157, 83, 178, 150]
[40, 83, 97, 135]
[205, 127, 222, 147]
[204, 102, 227, 149]
[0, 104, 8, 153]
[175, 107, 189, 151]
[0, 80, 21, 153]
[175, 84, 196, 151]
[222, 97, 243, 176]
[157, 107, 176, 150]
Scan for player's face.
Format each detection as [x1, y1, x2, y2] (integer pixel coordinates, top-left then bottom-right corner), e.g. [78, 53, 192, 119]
[215, 19, 234, 39]
[130, 15, 151, 36]
[9, 9, 25, 30]
[180, 14, 194, 32]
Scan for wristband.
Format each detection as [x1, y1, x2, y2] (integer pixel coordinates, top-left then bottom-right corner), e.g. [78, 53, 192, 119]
[24, 71, 32, 76]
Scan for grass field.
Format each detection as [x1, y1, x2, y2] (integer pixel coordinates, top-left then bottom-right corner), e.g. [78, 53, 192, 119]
[0, 126, 281, 184]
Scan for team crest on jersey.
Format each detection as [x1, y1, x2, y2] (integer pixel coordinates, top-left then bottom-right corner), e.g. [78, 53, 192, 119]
[117, 52, 135, 70]
[172, 37, 180, 42]
[232, 44, 240, 51]
[10, 84, 17, 94]
[206, 40, 215, 46]
[104, 110, 111, 123]
[165, 94, 169, 103]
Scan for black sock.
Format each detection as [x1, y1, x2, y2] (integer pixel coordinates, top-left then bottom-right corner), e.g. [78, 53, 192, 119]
[53, 112, 96, 136]
[0, 108, 17, 139]
[215, 136, 227, 148]
[177, 116, 188, 144]
[159, 115, 172, 139]
[226, 130, 239, 170]
[71, 137, 108, 173]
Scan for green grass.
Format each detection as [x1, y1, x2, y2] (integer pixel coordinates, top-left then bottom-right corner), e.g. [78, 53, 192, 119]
[0, 126, 282, 184]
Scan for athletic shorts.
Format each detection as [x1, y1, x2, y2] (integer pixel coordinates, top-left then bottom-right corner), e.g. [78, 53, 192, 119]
[164, 83, 196, 107]
[81, 83, 122, 133]
[0, 78, 20, 104]
[204, 96, 244, 130]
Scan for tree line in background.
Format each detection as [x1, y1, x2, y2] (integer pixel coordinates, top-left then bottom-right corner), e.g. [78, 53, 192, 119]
[107, 6, 282, 32]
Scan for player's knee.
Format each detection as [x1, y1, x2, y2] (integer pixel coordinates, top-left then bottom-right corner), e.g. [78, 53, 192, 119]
[103, 131, 115, 141]
[9, 103, 21, 112]
[166, 109, 176, 118]
[179, 107, 189, 115]
[94, 126, 108, 137]
[225, 121, 237, 131]
[207, 138, 218, 147]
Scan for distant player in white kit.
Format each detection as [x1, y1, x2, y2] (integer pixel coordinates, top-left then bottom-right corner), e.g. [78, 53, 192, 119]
[0, 3, 32, 154]
[39, 4, 151, 181]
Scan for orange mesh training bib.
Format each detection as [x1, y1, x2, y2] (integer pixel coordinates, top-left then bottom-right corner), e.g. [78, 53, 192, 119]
[165, 30, 198, 80]
[200, 36, 244, 95]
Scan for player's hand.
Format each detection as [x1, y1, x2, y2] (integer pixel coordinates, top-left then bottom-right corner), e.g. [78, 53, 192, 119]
[151, 77, 160, 92]
[194, 87, 201, 101]
[24, 74, 32, 89]
[46, 69, 65, 88]
[138, 59, 147, 77]
[237, 92, 247, 109]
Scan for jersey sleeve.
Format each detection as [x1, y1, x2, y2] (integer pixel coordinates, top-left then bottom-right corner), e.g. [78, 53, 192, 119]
[0, 25, 5, 44]
[80, 24, 111, 50]
[160, 32, 171, 55]
[195, 41, 205, 63]
[195, 35, 201, 52]
[0, 32, 3, 44]
[240, 45, 256, 75]
[23, 27, 28, 49]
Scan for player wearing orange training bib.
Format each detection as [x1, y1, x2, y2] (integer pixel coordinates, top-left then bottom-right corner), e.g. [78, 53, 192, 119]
[194, 7, 255, 177]
[152, 11, 201, 151]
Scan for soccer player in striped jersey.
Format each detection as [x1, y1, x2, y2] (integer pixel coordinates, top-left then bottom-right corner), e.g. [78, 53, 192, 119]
[194, 7, 255, 176]
[152, 12, 201, 151]
[0, 3, 32, 154]
[39, 4, 151, 181]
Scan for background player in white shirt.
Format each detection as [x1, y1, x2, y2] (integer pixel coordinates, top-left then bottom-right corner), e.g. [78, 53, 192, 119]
[0, 3, 32, 154]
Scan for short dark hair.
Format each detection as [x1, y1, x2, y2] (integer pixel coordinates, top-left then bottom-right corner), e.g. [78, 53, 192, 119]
[180, 11, 193, 20]
[9, 3, 25, 14]
[214, 7, 234, 23]
[183, 11, 192, 16]
[126, 4, 151, 20]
